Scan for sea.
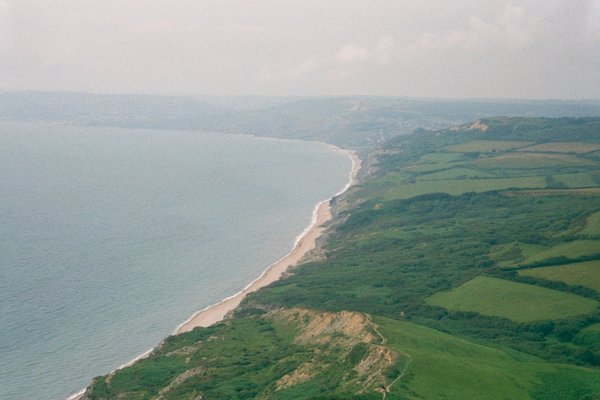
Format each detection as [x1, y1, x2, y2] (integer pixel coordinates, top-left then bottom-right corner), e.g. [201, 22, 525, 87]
[0, 122, 352, 400]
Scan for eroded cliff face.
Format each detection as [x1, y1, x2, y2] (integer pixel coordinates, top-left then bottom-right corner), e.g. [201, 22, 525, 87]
[268, 308, 397, 394]
[82, 308, 401, 400]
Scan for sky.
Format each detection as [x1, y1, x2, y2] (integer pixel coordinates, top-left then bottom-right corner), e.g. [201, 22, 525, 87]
[0, 0, 599, 99]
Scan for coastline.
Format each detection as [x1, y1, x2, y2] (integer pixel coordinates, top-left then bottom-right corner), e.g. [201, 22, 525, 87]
[68, 145, 360, 400]
[176, 147, 360, 333]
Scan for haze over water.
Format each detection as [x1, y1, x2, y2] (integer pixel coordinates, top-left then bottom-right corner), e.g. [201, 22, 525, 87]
[0, 122, 352, 400]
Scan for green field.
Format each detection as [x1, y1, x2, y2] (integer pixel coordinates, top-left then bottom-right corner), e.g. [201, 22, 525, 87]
[508, 188, 600, 196]
[402, 161, 463, 173]
[521, 142, 600, 154]
[523, 240, 600, 264]
[553, 172, 599, 188]
[488, 242, 547, 268]
[82, 117, 600, 399]
[416, 167, 497, 181]
[251, 190, 600, 364]
[446, 140, 532, 153]
[519, 260, 600, 292]
[575, 323, 600, 352]
[475, 153, 596, 169]
[367, 171, 413, 186]
[580, 211, 600, 236]
[377, 317, 600, 400]
[382, 176, 546, 200]
[418, 152, 465, 163]
[426, 276, 598, 322]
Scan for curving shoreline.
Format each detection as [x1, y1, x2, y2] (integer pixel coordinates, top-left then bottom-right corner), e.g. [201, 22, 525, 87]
[68, 146, 360, 400]
[176, 147, 360, 333]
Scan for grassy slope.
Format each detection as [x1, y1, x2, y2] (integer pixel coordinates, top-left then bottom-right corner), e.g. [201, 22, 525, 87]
[248, 117, 600, 365]
[446, 139, 533, 152]
[519, 260, 600, 292]
[426, 276, 598, 322]
[381, 176, 547, 200]
[521, 142, 600, 154]
[581, 211, 600, 235]
[522, 241, 600, 264]
[85, 309, 397, 400]
[85, 117, 600, 399]
[85, 309, 600, 400]
[377, 317, 600, 400]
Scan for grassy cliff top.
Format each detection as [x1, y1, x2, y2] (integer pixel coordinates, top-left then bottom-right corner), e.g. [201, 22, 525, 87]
[85, 117, 600, 399]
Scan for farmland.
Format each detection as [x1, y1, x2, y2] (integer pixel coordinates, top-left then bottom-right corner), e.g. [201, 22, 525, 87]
[425, 276, 598, 322]
[363, 126, 600, 203]
[446, 139, 533, 152]
[520, 141, 600, 154]
[84, 117, 600, 399]
[473, 152, 595, 169]
[580, 211, 600, 236]
[377, 317, 600, 400]
[521, 240, 600, 265]
[382, 176, 546, 200]
[519, 261, 600, 292]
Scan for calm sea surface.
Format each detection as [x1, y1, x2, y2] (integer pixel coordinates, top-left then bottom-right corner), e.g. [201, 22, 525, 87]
[0, 122, 352, 400]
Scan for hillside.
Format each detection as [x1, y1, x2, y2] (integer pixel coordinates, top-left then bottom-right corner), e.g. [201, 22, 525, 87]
[3, 91, 600, 150]
[84, 117, 600, 399]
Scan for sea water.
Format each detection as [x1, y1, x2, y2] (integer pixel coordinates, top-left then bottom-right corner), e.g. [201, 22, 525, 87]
[0, 122, 352, 400]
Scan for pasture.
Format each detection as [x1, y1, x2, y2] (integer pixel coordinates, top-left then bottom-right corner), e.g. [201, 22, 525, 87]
[579, 211, 600, 236]
[575, 323, 600, 351]
[523, 240, 600, 265]
[417, 152, 465, 163]
[519, 260, 600, 292]
[377, 316, 600, 400]
[553, 172, 599, 188]
[488, 242, 547, 268]
[520, 142, 600, 154]
[507, 188, 600, 196]
[425, 276, 598, 322]
[416, 167, 496, 181]
[382, 176, 546, 200]
[402, 162, 462, 173]
[474, 153, 596, 169]
[446, 140, 532, 153]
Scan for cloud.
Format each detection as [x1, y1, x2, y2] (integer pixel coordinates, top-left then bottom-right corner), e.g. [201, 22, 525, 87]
[373, 33, 394, 65]
[587, 0, 600, 37]
[335, 34, 394, 65]
[0, 1, 598, 98]
[0, 0, 10, 58]
[335, 44, 370, 64]
[259, 56, 323, 80]
[418, 3, 540, 51]
[262, 33, 394, 82]
[283, 56, 323, 79]
[498, 3, 540, 48]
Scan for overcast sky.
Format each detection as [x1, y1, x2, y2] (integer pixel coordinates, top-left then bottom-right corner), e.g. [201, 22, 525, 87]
[0, 0, 599, 99]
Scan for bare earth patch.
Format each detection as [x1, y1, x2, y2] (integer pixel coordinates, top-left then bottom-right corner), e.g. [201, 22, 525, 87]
[269, 308, 398, 394]
[467, 120, 489, 132]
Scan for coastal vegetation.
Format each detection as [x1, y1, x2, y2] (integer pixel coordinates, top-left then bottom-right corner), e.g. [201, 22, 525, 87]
[84, 117, 600, 399]
[519, 261, 600, 292]
[86, 309, 400, 400]
[425, 276, 598, 322]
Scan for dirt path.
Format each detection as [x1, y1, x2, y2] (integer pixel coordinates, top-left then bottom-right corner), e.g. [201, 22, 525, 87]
[367, 314, 412, 400]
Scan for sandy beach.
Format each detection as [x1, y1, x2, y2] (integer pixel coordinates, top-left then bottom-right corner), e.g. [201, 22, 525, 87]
[176, 199, 332, 332]
[69, 147, 360, 400]
[176, 148, 361, 333]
